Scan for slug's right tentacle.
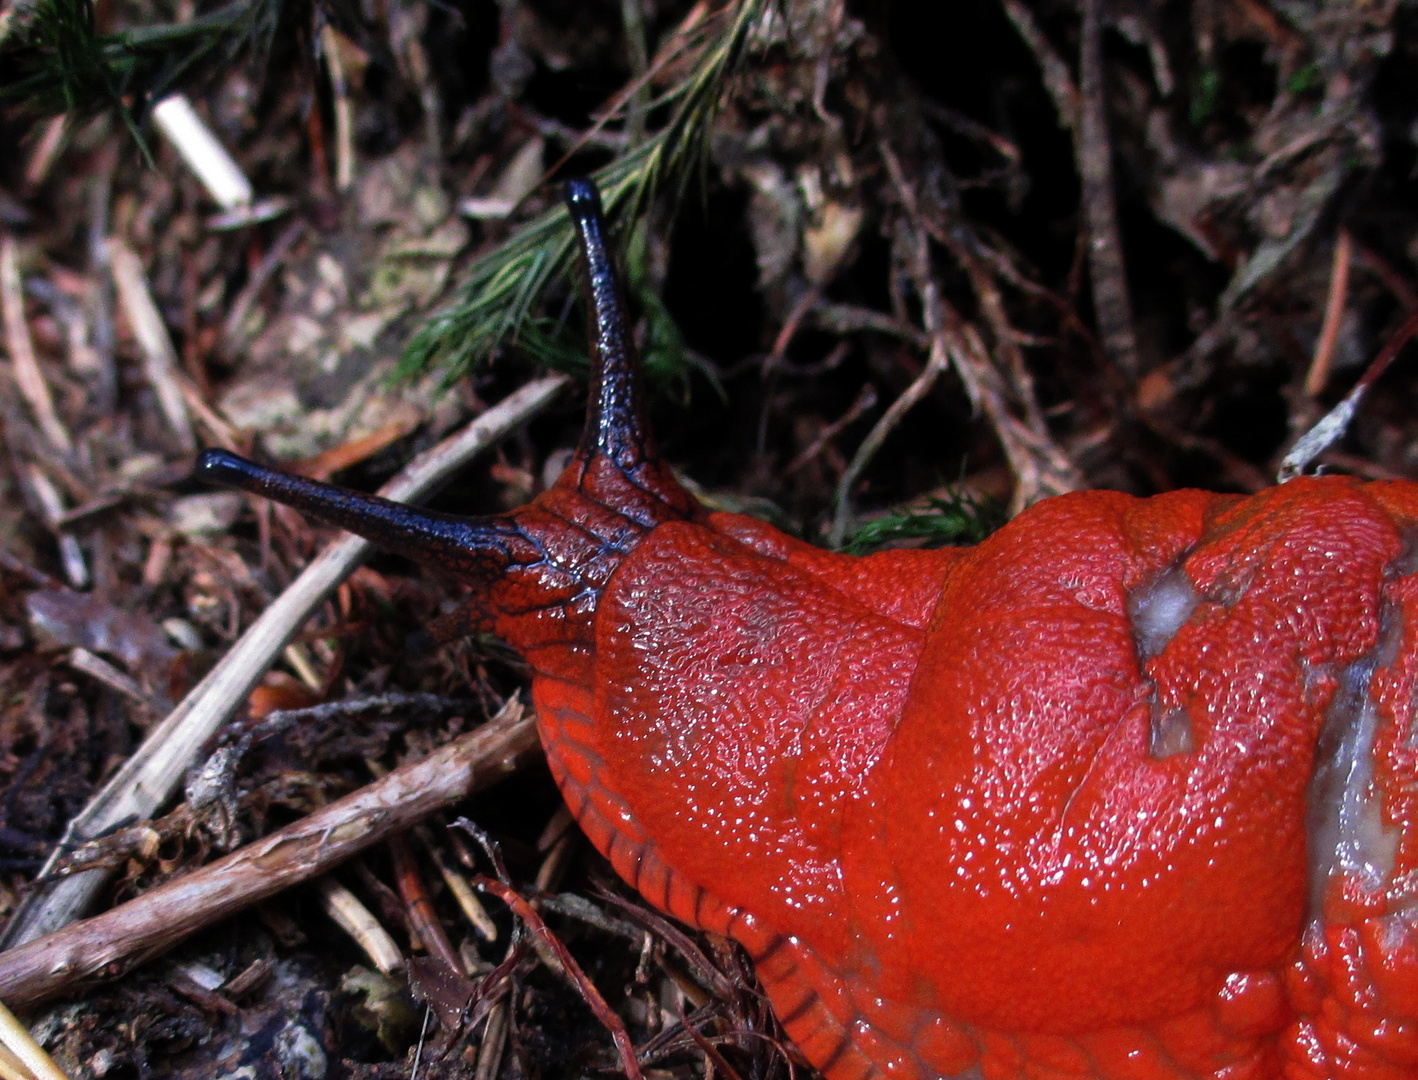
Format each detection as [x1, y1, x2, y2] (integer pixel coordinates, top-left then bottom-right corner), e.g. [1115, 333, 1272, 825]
[558, 179, 700, 523]
[565, 178, 649, 473]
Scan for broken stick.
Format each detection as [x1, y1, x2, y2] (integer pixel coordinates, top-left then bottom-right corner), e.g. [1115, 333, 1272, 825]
[0, 703, 539, 1010]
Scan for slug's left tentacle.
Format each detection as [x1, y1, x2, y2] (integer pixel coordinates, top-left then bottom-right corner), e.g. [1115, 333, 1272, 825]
[196, 449, 530, 587]
[197, 179, 701, 649]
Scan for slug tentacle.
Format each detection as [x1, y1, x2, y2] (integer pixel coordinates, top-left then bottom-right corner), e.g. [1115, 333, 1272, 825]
[560, 178, 699, 522]
[195, 449, 524, 576]
[198, 181, 702, 646]
[565, 177, 648, 474]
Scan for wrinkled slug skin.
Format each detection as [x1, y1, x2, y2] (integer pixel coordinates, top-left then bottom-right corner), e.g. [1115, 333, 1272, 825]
[199, 182, 1418, 1080]
[550, 477, 1418, 1080]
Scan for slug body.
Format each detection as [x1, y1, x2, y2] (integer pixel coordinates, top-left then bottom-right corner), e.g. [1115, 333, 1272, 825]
[199, 181, 1418, 1079]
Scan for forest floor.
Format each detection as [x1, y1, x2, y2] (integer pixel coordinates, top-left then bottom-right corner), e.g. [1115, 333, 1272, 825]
[0, 0, 1417, 1076]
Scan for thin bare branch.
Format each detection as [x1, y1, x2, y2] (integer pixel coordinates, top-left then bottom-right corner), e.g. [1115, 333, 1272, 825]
[1000, 0, 1080, 130]
[1305, 228, 1352, 397]
[151, 94, 254, 211]
[0, 236, 71, 454]
[108, 240, 197, 451]
[830, 331, 949, 548]
[477, 875, 645, 1080]
[1078, 0, 1141, 378]
[0, 702, 539, 1009]
[1280, 310, 1418, 480]
[0, 997, 71, 1080]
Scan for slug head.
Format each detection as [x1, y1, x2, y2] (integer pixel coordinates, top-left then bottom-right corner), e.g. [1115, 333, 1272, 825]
[197, 180, 702, 663]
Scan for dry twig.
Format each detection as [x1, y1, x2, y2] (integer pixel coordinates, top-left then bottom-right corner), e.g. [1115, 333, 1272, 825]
[473, 1000, 509, 1080]
[1077, 0, 1140, 379]
[0, 702, 539, 1009]
[0, 237, 71, 454]
[784, 383, 877, 477]
[0, 997, 70, 1080]
[21, 116, 67, 192]
[66, 649, 163, 715]
[1002, 0, 1139, 379]
[320, 28, 355, 193]
[476, 875, 646, 1080]
[108, 240, 197, 451]
[832, 141, 1078, 540]
[318, 877, 404, 976]
[830, 321, 949, 548]
[414, 824, 498, 943]
[1305, 229, 1353, 397]
[0, 997, 68, 1077]
[151, 94, 254, 211]
[1000, 0, 1079, 129]
[1280, 311, 1418, 481]
[220, 218, 307, 349]
[20, 467, 86, 590]
[391, 835, 464, 974]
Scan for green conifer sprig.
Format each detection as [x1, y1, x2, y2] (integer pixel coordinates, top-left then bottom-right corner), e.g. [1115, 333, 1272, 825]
[397, 0, 769, 382]
[1, 0, 287, 135]
[841, 493, 1005, 555]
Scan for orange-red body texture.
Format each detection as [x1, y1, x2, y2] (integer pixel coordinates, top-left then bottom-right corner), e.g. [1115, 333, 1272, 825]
[199, 181, 1418, 1080]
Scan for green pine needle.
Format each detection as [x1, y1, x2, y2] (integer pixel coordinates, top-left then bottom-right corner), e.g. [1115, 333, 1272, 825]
[841, 493, 1005, 555]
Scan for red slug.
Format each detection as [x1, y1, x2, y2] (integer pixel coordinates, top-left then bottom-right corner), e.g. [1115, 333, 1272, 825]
[198, 180, 1418, 1080]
